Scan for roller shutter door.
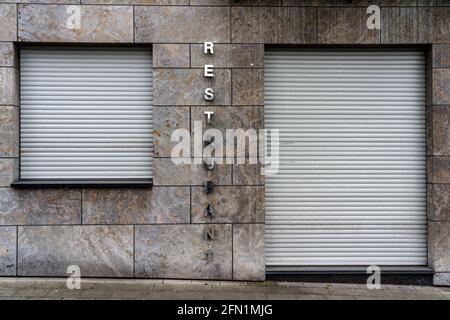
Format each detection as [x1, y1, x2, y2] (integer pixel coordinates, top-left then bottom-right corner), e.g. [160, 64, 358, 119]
[20, 47, 153, 180]
[265, 50, 427, 268]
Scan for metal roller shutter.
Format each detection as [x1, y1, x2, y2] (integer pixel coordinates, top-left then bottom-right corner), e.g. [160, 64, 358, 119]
[20, 47, 153, 180]
[265, 50, 427, 268]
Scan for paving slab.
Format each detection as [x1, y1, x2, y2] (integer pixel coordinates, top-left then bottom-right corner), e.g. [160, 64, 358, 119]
[0, 288, 17, 297]
[0, 278, 448, 300]
[45, 288, 82, 299]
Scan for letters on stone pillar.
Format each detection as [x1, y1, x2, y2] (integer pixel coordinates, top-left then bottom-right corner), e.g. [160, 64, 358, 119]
[204, 226, 216, 241]
[205, 250, 214, 263]
[204, 41, 214, 101]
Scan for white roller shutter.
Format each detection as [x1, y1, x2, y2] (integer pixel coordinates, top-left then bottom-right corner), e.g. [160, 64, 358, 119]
[265, 50, 427, 268]
[20, 47, 153, 180]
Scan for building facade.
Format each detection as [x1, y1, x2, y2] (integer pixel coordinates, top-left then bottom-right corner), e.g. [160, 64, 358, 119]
[0, 0, 448, 286]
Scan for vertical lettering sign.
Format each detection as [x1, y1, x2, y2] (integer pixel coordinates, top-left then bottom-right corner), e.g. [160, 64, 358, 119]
[203, 42, 215, 265]
[204, 42, 214, 101]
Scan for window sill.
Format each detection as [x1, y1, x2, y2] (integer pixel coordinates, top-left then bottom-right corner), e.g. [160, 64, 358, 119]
[11, 179, 153, 188]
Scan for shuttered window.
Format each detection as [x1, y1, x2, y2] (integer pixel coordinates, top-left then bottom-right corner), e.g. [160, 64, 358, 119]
[19, 47, 153, 182]
[265, 50, 427, 268]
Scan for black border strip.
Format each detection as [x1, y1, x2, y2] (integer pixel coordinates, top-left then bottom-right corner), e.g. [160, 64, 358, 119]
[11, 179, 153, 188]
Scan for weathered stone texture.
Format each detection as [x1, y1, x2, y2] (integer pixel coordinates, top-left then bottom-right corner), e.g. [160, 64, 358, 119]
[0, 68, 19, 106]
[0, 43, 16, 67]
[232, 69, 264, 105]
[231, 7, 317, 43]
[0, 189, 81, 225]
[233, 163, 264, 185]
[417, 7, 435, 43]
[0, 106, 19, 157]
[0, 158, 18, 187]
[433, 272, 450, 286]
[418, 0, 450, 5]
[135, 224, 232, 279]
[428, 184, 450, 222]
[154, 69, 231, 106]
[135, 6, 230, 43]
[191, 106, 263, 153]
[191, 106, 263, 131]
[378, 7, 450, 44]
[432, 106, 450, 156]
[153, 158, 231, 185]
[427, 9, 450, 286]
[191, 0, 229, 5]
[191, 186, 264, 223]
[433, 69, 450, 105]
[416, 7, 450, 43]
[427, 156, 450, 184]
[153, 44, 190, 68]
[0, 226, 16, 276]
[18, 225, 133, 277]
[381, 7, 418, 44]
[82, 187, 190, 224]
[429, 7, 450, 43]
[83, 0, 188, 4]
[189, 106, 263, 159]
[0, 4, 17, 41]
[428, 221, 450, 272]
[191, 106, 264, 159]
[434, 44, 450, 68]
[3, 1, 449, 284]
[18, 5, 133, 42]
[2, 0, 79, 3]
[153, 106, 190, 158]
[318, 7, 379, 44]
[232, 0, 280, 5]
[191, 44, 263, 68]
[233, 224, 265, 281]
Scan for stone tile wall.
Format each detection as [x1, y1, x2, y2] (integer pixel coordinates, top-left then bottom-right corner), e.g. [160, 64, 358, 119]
[0, 1, 448, 284]
[429, 43, 450, 286]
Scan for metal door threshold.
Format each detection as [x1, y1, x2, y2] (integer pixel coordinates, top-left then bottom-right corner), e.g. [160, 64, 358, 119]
[267, 266, 433, 275]
[266, 266, 434, 285]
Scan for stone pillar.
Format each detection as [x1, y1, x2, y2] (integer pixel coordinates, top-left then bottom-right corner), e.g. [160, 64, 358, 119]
[429, 44, 450, 286]
[0, 4, 18, 276]
[134, 5, 265, 280]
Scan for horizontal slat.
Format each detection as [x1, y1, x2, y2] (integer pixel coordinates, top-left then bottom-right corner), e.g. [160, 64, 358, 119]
[265, 50, 426, 267]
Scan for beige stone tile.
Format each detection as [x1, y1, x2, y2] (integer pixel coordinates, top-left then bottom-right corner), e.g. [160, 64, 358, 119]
[18, 225, 133, 277]
[18, 5, 133, 42]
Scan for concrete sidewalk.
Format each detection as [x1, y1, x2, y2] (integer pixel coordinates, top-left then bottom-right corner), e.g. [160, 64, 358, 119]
[0, 278, 449, 300]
